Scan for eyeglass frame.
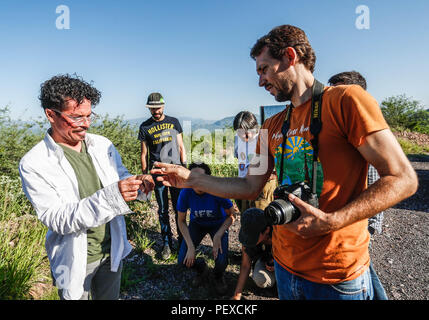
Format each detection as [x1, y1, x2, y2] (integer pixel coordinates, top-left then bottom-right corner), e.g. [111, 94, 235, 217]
[48, 108, 99, 126]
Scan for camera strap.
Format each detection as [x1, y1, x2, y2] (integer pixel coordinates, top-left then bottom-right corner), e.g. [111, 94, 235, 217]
[279, 79, 324, 195]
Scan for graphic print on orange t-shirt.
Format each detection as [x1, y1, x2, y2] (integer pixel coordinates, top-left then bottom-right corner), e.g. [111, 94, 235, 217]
[274, 133, 324, 196]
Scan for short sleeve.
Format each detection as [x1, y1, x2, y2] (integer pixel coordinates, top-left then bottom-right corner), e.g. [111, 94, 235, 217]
[138, 124, 147, 141]
[341, 85, 389, 148]
[218, 197, 233, 210]
[174, 118, 183, 134]
[176, 188, 190, 212]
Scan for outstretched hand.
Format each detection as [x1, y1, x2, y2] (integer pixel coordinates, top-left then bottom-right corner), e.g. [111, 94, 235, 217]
[150, 162, 193, 189]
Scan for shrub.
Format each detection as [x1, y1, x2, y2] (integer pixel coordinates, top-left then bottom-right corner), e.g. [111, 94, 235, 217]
[89, 115, 141, 174]
[397, 138, 429, 155]
[381, 95, 429, 134]
[0, 107, 45, 179]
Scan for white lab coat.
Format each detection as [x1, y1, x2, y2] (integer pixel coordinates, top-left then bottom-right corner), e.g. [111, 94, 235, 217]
[19, 131, 150, 300]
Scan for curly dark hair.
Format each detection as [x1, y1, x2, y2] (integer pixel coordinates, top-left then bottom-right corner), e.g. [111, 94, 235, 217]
[250, 25, 316, 73]
[188, 162, 211, 175]
[39, 73, 101, 110]
[328, 71, 367, 90]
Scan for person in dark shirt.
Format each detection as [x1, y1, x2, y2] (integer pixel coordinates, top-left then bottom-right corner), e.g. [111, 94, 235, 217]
[232, 208, 275, 300]
[138, 92, 187, 259]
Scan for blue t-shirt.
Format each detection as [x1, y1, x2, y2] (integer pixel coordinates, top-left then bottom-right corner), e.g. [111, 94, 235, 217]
[177, 188, 233, 227]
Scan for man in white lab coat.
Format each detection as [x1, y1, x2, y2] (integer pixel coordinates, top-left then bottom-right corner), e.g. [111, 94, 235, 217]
[19, 74, 154, 300]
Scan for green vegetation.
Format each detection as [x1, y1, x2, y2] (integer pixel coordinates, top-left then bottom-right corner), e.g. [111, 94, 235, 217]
[89, 114, 142, 174]
[381, 94, 429, 134]
[0, 107, 45, 177]
[397, 138, 429, 155]
[0, 177, 47, 299]
[0, 108, 49, 299]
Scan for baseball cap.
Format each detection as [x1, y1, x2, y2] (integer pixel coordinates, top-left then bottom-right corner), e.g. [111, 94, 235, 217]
[238, 208, 269, 247]
[146, 92, 165, 108]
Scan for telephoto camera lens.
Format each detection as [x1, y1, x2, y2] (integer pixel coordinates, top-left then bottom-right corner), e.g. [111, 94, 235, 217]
[264, 199, 299, 225]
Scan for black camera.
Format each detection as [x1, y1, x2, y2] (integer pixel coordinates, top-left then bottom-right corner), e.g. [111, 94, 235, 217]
[264, 182, 319, 225]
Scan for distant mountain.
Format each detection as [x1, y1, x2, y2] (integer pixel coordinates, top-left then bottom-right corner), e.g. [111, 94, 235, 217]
[127, 115, 240, 132]
[191, 116, 235, 132]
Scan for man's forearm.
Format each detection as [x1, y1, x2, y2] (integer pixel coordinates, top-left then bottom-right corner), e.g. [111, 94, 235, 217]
[187, 151, 273, 199]
[214, 215, 234, 239]
[150, 160, 273, 200]
[331, 172, 418, 231]
[285, 160, 418, 239]
[192, 174, 263, 200]
[177, 133, 187, 166]
[329, 129, 418, 232]
[180, 146, 187, 166]
[233, 251, 252, 298]
[140, 141, 148, 174]
[141, 156, 147, 174]
[178, 216, 194, 250]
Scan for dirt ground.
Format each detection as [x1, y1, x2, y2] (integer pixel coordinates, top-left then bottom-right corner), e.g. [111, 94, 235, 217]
[120, 155, 429, 301]
[368, 155, 429, 300]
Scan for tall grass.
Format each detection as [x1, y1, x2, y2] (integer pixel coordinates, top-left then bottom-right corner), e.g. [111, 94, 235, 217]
[0, 178, 47, 299]
[0, 108, 50, 299]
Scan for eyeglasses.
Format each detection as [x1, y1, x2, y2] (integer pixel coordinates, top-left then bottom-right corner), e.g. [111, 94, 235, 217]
[49, 108, 99, 126]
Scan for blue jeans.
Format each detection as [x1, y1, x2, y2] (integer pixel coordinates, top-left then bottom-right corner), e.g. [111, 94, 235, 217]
[153, 177, 182, 247]
[370, 262, 388, 300]
[178, 220, 229, 277]
[274, 260, 374, 300]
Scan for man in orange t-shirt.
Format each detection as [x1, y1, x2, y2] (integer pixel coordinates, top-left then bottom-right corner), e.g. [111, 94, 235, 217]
[150, 25, 418, 300]
[258, 85, 385, 286]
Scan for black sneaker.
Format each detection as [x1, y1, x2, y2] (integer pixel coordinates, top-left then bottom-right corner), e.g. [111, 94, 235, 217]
[192, 263, 209, 287]
[214, 274, 228, 295]
[161, 244, 171, 260]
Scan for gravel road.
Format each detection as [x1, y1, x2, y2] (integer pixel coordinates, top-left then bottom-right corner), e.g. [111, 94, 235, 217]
[369, 156, 429, 300]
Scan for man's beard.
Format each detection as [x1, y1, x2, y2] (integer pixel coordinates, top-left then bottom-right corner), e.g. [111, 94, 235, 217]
[275, 90, 292, 102]
[274, 78, 293, 102]
[152, 112, 163, 120]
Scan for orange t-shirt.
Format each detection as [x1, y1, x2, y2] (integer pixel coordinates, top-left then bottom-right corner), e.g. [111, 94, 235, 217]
[257, 84, 389, 284]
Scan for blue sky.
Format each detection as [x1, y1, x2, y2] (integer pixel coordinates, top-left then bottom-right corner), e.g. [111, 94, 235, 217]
[0, 0, 428, 122]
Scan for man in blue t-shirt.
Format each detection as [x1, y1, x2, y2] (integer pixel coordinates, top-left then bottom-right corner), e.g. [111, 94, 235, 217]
[177, 162, 236, 296]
